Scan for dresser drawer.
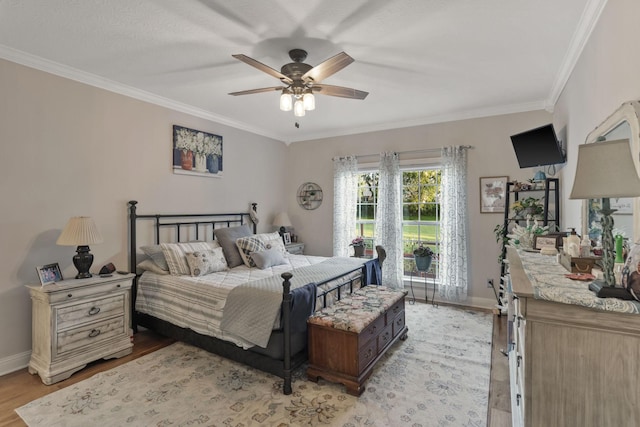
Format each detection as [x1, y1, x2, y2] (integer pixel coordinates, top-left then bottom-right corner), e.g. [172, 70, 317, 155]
[57, 294, 125, 330]
[377, 323, 394, 352]
[56, 316, 126, 355]
[360, 315, 385, 348]
[388, 299, 404, 319]
[392, 310, 406, 337]
[358, 337, 377, 369]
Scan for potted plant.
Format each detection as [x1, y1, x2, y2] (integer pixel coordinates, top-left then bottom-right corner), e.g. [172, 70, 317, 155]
[350, 236, 365, 257]
[413, 244, 434, 271]
[511, 197, 544, 218]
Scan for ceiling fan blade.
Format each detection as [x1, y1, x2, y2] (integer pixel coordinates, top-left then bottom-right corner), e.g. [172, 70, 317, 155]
[302, 52, 354, 83]
[232, 54, 293, 85]
[228, 86, 284, 96]
[313, 84, 368, 100]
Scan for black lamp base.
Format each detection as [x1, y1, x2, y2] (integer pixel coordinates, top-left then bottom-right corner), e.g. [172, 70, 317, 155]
[588, 280, 634, 300]
[73, 245, 94, 279]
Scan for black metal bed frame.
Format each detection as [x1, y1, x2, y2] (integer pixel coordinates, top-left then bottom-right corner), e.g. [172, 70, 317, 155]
[127, 200, 377, 394]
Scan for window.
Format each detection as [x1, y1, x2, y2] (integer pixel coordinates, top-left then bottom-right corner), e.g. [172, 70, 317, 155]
[355, 166, 442, 280]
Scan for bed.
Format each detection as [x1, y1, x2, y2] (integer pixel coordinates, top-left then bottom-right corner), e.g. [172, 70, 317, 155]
[127, 201, 383, 394]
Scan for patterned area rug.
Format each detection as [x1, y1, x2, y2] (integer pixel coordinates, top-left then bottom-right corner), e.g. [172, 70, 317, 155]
[16, 303, 492, 427]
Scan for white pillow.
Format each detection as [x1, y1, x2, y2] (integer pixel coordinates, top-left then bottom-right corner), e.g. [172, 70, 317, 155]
[160, 241, 220, 276]
[185, 248, 228, 276]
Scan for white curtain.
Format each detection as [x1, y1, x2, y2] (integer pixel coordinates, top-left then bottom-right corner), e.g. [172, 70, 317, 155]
[439, 146, 469, 300]
[375, 152, 403, 289]
[333, 156, 358, 257]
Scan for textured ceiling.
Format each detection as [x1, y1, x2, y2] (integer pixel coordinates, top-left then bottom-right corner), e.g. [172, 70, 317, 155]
[0, 0, 599, 143]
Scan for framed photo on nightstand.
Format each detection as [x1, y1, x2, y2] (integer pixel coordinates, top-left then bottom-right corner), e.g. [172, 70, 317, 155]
[282, 232, 292, 245]
[37, 263, 63, 286]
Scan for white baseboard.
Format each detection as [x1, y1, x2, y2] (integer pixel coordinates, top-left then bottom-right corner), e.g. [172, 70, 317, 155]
[0, 350, 30, 377]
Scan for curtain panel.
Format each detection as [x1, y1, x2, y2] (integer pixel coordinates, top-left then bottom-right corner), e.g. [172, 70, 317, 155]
[333, 156, 358, 257]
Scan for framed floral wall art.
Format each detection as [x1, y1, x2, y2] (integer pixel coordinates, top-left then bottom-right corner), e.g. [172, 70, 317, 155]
[173, 125, 223, 177]
[479, 176, 508, 213]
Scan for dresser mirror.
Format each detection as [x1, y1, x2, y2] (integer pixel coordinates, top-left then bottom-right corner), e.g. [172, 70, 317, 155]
[583, 101, 640, 243]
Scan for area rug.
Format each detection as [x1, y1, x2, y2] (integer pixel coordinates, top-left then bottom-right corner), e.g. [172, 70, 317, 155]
[16, 303, 492, 427]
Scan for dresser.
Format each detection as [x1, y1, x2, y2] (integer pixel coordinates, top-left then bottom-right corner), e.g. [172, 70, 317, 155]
[505, 248, 640, 427]
[26, 273, 134, 385]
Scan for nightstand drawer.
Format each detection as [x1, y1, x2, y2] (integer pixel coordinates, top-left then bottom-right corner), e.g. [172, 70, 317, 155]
[56, 316, 126, 355]
[57, 294, 125, 330]
[285, 242, 305, 255]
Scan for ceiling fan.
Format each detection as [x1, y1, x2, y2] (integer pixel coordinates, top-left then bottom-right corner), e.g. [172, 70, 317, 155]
[228, 49, 368, 117]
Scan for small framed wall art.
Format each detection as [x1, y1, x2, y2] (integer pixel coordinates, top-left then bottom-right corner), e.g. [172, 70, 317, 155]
[479, 176, 508, 213]
[37, 263, 63, 286]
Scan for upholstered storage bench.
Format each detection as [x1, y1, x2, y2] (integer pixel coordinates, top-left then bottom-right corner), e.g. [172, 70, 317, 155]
[306, 286, 408, 396]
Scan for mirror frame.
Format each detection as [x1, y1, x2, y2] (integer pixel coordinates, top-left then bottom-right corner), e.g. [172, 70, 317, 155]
[583, 100, 640, 241]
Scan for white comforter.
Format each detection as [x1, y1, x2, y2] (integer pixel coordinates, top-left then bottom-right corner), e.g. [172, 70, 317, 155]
[135, 254, 360, 349]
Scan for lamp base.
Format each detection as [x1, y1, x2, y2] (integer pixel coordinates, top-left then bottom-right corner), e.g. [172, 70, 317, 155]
[588, 280, 634, 300]
[73, 245, 94, 279]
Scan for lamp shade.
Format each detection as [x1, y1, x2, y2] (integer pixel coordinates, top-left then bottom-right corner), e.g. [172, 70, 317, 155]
[570, 139, 640, 200]
[272, 212, 292, 228]
[56, 217, 104, 246]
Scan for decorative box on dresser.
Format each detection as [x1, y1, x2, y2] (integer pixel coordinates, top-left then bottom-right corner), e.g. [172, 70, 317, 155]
[285, 242, 304, 255]
[26, 273, 134, 385]
[505, 247, 640, 427]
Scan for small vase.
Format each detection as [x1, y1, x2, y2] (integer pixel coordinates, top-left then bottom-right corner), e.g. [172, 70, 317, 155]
[207, 155, 219, 174]
[195, 153, 207, 172]
[181, 150, 193, 170]
[353, 245, 365, 257]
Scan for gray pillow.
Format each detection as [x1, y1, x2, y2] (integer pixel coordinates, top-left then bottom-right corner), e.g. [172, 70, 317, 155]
[213, 224, 253, 268]
[140, 245, 169, 271]
[252, 248, 287, 270]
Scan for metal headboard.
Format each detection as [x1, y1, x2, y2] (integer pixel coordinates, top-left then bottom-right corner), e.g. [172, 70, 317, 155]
[128, 200, 257, 273]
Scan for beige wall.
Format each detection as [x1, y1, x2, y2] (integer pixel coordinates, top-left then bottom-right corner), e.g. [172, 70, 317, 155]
[554, 0, 640, 230]
[0, 59, 288, 366]
[286, 110, 553, 308]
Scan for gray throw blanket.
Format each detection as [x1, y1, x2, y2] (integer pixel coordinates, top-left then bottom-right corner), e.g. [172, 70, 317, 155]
[220, 257, 365, 348]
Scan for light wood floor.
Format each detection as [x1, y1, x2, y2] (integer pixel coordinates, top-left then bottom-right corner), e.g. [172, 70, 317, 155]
[0, 313, 511, 427]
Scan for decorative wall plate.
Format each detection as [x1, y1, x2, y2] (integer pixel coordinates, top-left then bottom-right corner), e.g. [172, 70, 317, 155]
[297, 182, 323, 210]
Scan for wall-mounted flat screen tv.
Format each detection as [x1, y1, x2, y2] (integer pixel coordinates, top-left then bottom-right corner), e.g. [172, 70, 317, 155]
[510, 124, 565, 168]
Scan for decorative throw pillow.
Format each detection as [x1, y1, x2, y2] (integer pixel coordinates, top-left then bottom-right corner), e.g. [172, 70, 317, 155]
[235, 235, 266, 267]
[252, 248, 288, 270]
[621, 243, 640, 301]
[136, 259, 169, 275]
[236, 232, 288, 267]
[213, 225, 253, 268]
[185, 248, 228, 277]
[140, 244, 169, 271]
[160, 241, 220, 276]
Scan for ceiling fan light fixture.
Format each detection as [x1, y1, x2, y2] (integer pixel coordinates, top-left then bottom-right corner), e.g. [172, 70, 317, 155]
[303, 92, 315, 111]
[279, 91, 292, 111]
[294, 99, 306, 117]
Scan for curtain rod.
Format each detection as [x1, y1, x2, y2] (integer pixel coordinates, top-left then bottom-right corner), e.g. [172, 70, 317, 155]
[333, 145, 473, 161]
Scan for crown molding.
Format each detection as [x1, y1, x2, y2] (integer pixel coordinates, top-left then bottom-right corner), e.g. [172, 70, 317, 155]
[0, 44, 286, 142]
[545, 0, 609, 111]
[286, 100, 548, 144]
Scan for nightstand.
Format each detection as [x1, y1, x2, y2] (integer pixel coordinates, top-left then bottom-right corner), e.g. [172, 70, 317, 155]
[285, 242, 305, 255]
[26, 273, 134, 385]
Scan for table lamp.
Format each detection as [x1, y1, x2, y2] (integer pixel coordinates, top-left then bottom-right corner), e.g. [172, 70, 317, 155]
[56, 216, 104, 279]
[569, 139, 640, 298]
[273, 212, 292, 234]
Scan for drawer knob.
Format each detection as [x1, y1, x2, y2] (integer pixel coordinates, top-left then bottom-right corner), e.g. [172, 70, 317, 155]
[369, 326, 377, 335]
[117, 284, 121, 288]
[393, 306, 399, 314]
[383, 332, 390, 342]
[88, 306, 101, 316]
[67, 293, 73, 298]
[365, 348, 373, 359]
[516, 393, 521, 406]
[88, 329, 101, 338]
